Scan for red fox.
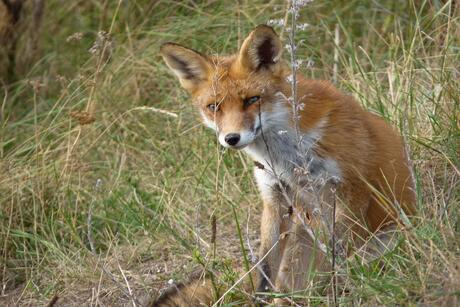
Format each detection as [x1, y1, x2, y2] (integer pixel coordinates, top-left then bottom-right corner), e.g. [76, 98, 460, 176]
[156, 25, 416, 305]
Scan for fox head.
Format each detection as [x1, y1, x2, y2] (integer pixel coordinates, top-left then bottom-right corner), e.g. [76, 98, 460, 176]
[161, 25, 290, 149]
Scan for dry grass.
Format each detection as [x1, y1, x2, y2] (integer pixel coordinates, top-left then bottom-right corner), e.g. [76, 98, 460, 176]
[0, 0, 459, 306]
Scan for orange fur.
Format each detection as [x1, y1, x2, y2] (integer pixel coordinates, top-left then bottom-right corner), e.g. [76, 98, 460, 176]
[159, 25, 417, 304]
[150, 273, 213, 307]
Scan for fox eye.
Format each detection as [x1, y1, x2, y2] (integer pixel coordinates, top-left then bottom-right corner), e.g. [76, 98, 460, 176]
[244, 96, 260, 106]
[207, 103, 219, 112]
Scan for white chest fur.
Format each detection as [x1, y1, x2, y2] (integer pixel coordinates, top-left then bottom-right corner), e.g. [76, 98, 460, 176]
[244, 117, 342, 213]
[246, 127, 341, 239]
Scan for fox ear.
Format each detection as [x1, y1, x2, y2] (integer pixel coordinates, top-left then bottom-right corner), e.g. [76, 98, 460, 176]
[237, 25, 282, 72]
[160, 43, 212, 92]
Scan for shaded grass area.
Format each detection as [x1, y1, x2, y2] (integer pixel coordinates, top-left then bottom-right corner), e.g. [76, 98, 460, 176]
[0, 0, 459, 305]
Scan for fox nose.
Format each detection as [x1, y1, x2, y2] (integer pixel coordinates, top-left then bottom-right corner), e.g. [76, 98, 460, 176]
[224, 133, 240, 146]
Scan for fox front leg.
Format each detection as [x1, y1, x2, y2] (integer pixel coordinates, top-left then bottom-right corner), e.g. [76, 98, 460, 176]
[254, 168, 292, 294]
[257, 198, 283, 293]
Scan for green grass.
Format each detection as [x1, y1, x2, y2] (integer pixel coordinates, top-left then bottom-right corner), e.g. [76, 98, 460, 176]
[1, 0, 459, 305]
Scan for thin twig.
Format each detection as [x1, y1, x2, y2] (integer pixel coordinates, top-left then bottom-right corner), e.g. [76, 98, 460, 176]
[289, 1, 300, 140]
[212, 239, 280, 306]
[99, 263, 144, 307]
[87, 201, 96, 254]
[87, 179, 102, 254]
[118, 261, 137, 307]
[331, 185, 338, 306]
[129, 106, 178, 118]
[245, 211, 257, 264]
[333, 23, 340, 84]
